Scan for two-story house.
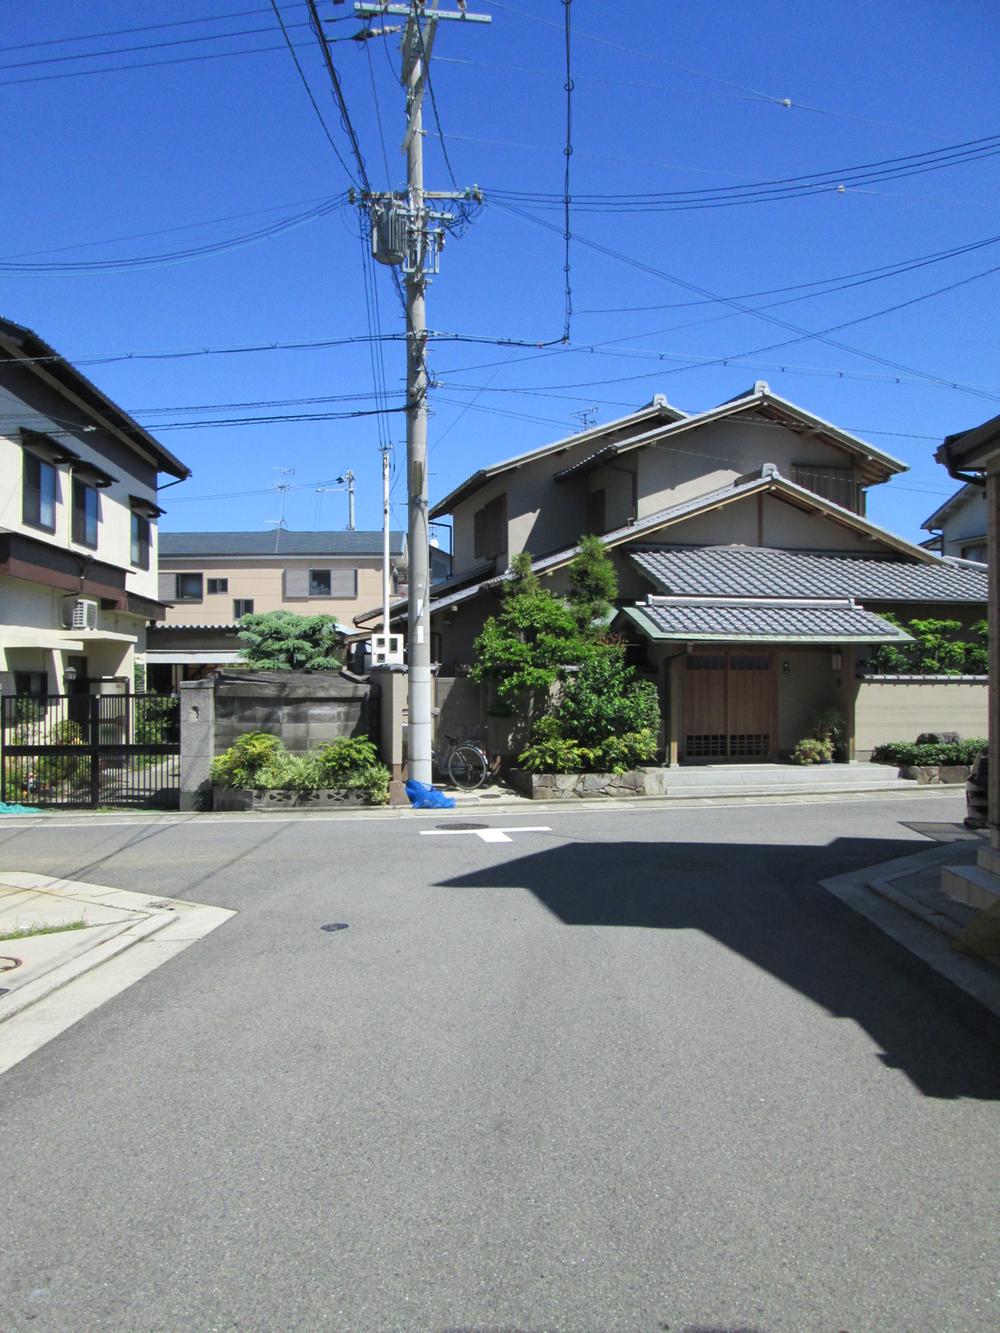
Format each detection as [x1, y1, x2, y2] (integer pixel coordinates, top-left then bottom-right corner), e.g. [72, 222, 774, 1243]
[0, 315, 189, 699]
[146, 529, 408, 687]
[920, 482, 988, 564]
[358, 382, 987, 763]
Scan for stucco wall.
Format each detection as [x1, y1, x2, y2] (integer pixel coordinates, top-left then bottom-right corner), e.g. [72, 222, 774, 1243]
[0, 379, 162, 605]
[853, 677, 988, 757]
[778, 650, 841, 752]
[159, 555, 387, 627]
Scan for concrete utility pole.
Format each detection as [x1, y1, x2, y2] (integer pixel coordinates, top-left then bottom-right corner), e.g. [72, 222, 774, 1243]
[380, 444, 391, 639]
[354, 0, 490, 785]
[335, 469, 356, 530]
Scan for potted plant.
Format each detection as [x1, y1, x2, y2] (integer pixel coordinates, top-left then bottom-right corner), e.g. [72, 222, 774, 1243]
[809, 708, 848, 761]
[791, 736, 835, 765]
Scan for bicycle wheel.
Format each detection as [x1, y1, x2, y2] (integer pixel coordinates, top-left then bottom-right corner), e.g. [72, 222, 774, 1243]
[447, 744, 489, 790]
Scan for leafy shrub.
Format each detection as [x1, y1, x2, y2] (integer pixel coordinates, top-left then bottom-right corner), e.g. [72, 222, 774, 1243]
[870, 738, 987, 767]
[556, 647, 660, 752]
[236, 610, 343, 672]
[791, 737, 834, 765]
[210, 732, 283, 788]
[593, 728, 658, 772]
[254, 752, 321, 791]
[314, 736, 380, 785]
[51, 719, 85, 745]
[518, 716, 593, 773]
[136, 695, 177, 746]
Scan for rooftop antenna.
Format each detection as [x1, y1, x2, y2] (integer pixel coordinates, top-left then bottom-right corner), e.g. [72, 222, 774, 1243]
[313, 485, 338, 530]
[572, 406, 598, 432]
[268, 468, 295, 550]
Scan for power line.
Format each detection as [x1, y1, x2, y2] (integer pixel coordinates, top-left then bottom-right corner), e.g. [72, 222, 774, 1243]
[0, 4, 308, 55]
[495, 200, 1000, 402]
[267, 0, 356, 180]
[0, 195, 345, 275]
[560, 0, 573, 343]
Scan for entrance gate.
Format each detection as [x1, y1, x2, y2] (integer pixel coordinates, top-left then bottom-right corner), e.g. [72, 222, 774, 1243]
[683, 651, 777, 761]
[0, 693, 180, 809]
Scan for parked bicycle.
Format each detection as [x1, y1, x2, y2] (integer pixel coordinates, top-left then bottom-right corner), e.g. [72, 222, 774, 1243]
[432, 732, 490, 791]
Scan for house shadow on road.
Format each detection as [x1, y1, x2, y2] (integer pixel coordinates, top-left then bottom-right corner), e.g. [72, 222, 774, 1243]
[436, 833, 1000, 1101]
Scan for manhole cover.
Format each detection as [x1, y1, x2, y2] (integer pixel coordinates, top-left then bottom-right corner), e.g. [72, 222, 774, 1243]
[321, 922, 349, 933]
[437, 822, 489, 830]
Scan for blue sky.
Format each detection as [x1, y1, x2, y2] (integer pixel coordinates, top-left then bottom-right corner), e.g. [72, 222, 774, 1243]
[4, 0, 999, 545]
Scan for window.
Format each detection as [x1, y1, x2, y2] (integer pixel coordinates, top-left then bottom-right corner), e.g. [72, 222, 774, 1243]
[207, 578, 229, 594]
[72, 478, 99, 548]
[473, 493, 507, 560]
[961, 542, 987, 563]
[131, 512, 151, 569]
[309, 568, 332, 597]
[23, 452, 57, 532]
[175, 573, 203, 601]
[791, 464, 862, 515]
[233, 598, 254, 618]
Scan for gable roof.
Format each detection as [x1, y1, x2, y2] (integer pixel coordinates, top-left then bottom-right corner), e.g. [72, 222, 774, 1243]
[0, 314, 190, 481]
[160, 530, 405, 558]
[428, 394, 685, 518]
[629, 544, 988, 604]
[920, 481, 985, 532]
[553, 381, 906, 485]
[357, 465, 946, 626]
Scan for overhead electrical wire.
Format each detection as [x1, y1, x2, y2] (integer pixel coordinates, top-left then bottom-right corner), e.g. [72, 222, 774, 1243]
[495, 200, 1000, 402]
[267, 0, 356, 180]
[0, 4, 310, 55]
[0, 195, 346, 275]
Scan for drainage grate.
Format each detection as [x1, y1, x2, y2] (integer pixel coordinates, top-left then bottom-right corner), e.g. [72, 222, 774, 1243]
[321, 923, 349, 933]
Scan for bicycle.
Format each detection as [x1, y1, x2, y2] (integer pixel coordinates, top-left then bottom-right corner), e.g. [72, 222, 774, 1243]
[433, 732, 490, 791]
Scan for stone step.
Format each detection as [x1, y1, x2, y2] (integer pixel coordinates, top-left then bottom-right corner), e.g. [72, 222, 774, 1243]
[941, 863, 1000, 912]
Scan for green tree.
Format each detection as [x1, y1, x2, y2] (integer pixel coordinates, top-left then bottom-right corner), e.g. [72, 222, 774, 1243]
[567, 534, 618, 636]
[235, 611, 343, 672]
[470, 554, 586, 714]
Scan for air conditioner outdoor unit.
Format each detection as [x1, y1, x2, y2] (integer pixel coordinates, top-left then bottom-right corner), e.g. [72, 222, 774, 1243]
[62, 597, 98, 630]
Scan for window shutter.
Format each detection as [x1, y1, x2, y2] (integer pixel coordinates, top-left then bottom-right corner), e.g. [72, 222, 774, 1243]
[283, 567, 310, 598]
[329, 568, 358, 598]
[158, 573, 176, 602]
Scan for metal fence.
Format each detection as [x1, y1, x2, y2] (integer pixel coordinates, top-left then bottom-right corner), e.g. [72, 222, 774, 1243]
[0, 693, 180, 809]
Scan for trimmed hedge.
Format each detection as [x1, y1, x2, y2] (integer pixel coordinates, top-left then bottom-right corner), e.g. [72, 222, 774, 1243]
[870, 738, 986, 767]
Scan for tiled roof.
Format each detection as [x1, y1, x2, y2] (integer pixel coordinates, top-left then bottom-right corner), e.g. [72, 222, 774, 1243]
[159, 530, 405, 557]
[629, 544, 987, 603]
[625, 598, 910, 643]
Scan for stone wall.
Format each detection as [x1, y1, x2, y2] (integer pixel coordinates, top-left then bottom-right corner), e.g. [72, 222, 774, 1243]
[212, 670, 372, 754]
[853, 675, 988, 759]
[510, 767, 670, 800]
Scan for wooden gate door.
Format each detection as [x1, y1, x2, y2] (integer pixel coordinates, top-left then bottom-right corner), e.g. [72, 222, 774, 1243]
[684, 651, 776, 761]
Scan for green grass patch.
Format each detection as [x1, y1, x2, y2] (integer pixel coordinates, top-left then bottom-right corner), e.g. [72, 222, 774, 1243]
[0, 919, 89, 943]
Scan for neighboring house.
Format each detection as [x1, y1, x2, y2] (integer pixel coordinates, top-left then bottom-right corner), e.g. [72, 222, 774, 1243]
[0, 315, 189, 700]
[920, 482, 988, 563]
[359, 381, 988, 763]
[147, 529, 406, 688]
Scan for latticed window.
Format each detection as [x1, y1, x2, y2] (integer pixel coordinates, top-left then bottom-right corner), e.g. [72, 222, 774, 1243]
[792, 464, 863, 514]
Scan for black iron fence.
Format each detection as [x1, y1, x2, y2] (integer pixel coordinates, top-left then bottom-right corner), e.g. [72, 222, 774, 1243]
[0, 693, 180, 809]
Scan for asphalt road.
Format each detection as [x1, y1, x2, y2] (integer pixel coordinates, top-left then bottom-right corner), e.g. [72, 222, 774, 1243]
[1, 792, 998, 1332]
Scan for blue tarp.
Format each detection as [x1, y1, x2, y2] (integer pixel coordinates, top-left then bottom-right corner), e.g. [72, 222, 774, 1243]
[0, 801, 41, 814]
[404, 780, 456, 810]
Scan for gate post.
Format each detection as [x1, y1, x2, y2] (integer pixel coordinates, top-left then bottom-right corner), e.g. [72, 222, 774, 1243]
[88, 694, 101, 807]
[179, 680, 216, 812]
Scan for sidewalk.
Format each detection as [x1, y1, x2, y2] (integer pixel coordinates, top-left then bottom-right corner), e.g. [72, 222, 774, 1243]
[821, 822, 1000, 1023]
[0, 871, 233, 1076]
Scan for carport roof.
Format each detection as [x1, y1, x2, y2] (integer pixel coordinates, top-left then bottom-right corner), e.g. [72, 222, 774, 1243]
[623, 597, 913, 644]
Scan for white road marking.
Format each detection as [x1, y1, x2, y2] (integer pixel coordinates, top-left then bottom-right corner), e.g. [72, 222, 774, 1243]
[420, 825, 552, 844]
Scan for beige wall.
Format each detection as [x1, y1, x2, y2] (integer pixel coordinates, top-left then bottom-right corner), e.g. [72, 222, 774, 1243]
[853, 679, 988, 756]
[777, 649, 843, 752]
[637, 418, 862, 520]
[160, 556, 387, 626]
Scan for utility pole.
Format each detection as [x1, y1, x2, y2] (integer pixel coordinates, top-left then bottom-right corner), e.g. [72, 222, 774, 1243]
[335, 469, 356, 530]
[353, 0, 490, 786]
[380, 444, 391, 640]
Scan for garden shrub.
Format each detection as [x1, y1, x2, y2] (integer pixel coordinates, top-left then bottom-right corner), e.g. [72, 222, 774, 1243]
[870, 738, 987, 767]
[791, 737, 834, 765]
[210, 732, 283, 788]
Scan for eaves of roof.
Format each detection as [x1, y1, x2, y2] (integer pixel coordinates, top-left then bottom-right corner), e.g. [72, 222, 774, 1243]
[937, 412, 1000, 474]
[391, 465, 936, 625]
[920, 481, 984, 532]
[622, 598, 914, 645]
[428, 395, 685, 518]
[558, 386, 907, 485]
[0, 314, 190, 480]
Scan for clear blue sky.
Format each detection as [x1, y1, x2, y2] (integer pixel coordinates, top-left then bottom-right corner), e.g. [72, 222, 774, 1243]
[4, 0, 999, 544]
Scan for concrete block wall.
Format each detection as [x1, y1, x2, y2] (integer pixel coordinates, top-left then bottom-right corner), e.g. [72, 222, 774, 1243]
[211, 670, 371, 754]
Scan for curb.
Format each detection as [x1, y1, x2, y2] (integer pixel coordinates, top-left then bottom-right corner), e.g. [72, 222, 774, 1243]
[0, 908, 176, 1026]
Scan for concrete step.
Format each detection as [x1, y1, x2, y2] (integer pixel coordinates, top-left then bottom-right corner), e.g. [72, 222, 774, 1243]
[941, 863, 1000, 912]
